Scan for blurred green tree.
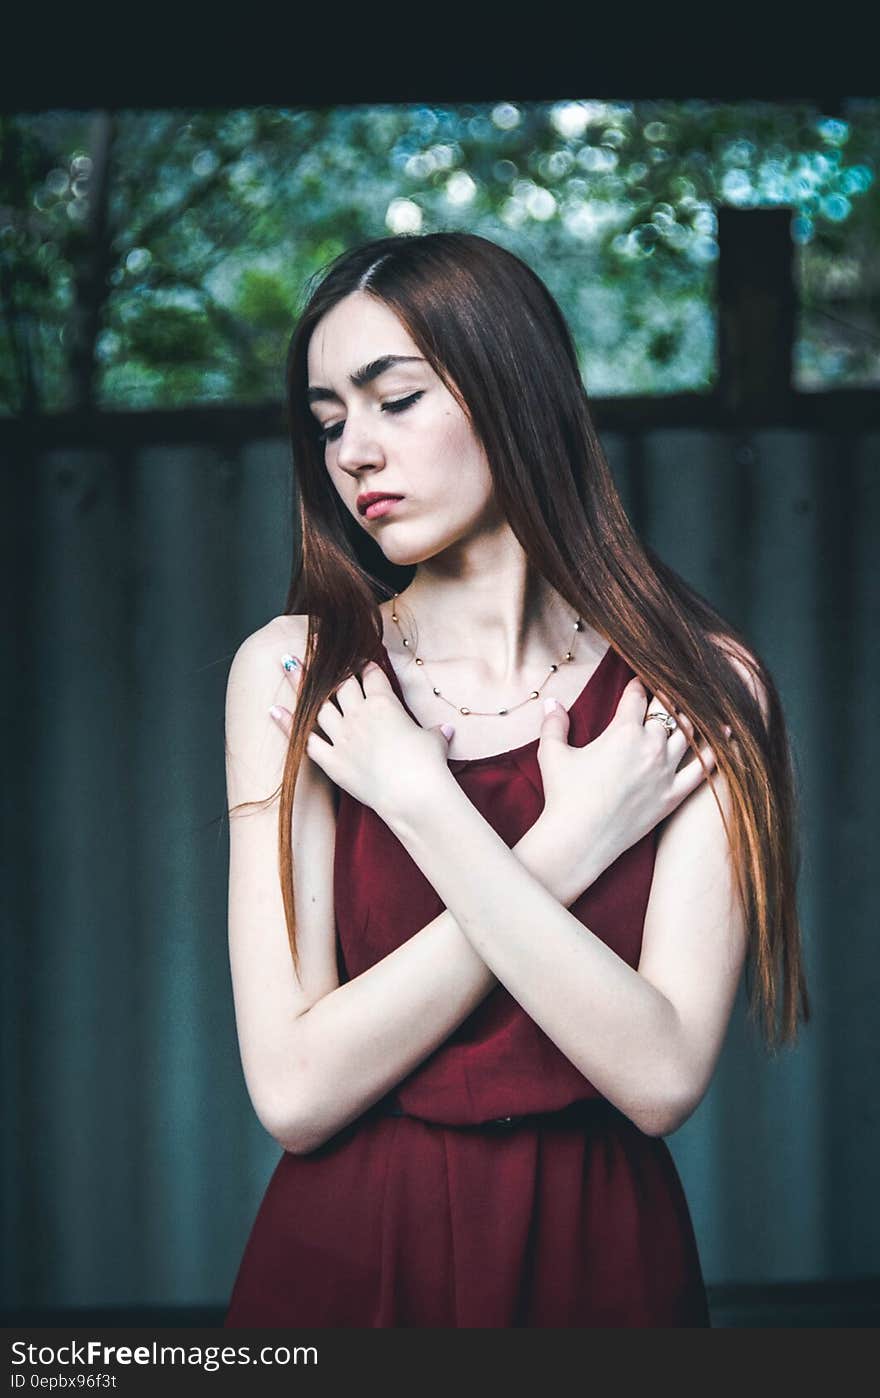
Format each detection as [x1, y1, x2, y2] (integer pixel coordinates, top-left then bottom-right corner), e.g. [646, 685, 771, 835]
[1, 99, 877, 415]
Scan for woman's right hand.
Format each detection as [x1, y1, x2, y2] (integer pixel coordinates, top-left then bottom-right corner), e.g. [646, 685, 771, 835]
[535, 675, 728, 885]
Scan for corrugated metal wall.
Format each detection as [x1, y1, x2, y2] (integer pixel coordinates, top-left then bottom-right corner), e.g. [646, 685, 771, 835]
[2, 425, 878, 1310]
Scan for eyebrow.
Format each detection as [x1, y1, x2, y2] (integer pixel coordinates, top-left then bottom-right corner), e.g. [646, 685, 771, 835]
[307, 354, 426, 404]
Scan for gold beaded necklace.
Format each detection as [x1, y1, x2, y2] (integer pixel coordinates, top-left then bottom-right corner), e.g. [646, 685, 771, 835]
[389, 591, 585, 718]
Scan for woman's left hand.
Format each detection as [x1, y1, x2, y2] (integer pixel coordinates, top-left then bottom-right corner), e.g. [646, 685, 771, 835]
[534, 678, 726, 885]
[271, 654, 455, 824]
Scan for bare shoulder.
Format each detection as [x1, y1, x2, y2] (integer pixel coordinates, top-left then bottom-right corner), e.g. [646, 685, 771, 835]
[231, 613, 309, 668]
[226, 614, 309, 707]
[708, 631, 770, 729]
[225, 614, 311, 806]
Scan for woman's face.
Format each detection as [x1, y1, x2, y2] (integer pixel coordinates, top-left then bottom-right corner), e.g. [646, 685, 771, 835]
[306, 291, 503, 569]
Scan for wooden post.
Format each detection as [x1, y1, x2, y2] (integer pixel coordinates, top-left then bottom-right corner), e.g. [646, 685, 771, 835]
[717, 207, 796, 422]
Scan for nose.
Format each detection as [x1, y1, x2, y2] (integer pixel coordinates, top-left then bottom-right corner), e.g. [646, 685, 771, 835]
[334, 411, 386, 476]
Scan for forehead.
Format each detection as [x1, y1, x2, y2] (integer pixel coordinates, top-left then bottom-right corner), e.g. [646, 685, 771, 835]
[307, 291, 419, 383]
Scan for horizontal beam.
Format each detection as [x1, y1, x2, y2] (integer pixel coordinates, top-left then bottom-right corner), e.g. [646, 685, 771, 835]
[2, 387, 879, 454]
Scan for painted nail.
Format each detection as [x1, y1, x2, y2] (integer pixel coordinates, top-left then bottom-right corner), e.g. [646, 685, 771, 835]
[281, 654, 299, 672]
[269, 706, 284, 720]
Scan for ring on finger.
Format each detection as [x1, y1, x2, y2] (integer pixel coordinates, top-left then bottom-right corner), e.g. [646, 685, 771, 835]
[645, 709, 678, 737]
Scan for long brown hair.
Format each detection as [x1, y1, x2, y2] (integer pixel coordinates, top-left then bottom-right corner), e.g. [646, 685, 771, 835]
[236, 230, 809, 1053]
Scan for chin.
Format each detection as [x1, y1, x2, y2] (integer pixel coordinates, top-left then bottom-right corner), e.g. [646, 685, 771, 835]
[372, 521, 451, 568]
[378, 539, 439, 568]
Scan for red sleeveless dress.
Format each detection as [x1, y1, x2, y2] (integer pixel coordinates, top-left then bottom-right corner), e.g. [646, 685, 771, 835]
[225, 642, 711, 1328]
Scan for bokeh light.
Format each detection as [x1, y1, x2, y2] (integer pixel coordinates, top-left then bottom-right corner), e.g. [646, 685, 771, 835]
[1, 98, 878, 414]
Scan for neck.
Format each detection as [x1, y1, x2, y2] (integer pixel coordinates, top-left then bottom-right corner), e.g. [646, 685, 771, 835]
[392, 562, 576, 685]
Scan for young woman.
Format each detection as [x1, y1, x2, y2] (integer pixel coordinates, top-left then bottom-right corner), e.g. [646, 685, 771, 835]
[223, 231, 809, 1328]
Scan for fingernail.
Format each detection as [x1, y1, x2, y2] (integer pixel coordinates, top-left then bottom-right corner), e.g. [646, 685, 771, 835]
[440, 723, 455, 741]
[724, 724, 732, 737]
[544, 697, 562, 715]
[281, 654, 299, 672]
[269, 705, 284, 720]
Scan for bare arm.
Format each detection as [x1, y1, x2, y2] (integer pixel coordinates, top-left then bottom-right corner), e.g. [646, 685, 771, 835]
[385, 780, 694, 1139]
[226, 616, 611, 1157]
[383, 655, 759, 1141]
[284, 818, 610, 1154]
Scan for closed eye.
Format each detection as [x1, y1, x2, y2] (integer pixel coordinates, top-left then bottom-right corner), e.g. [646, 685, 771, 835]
[315, 391, 424, 446]
[383, 390, 424, 417]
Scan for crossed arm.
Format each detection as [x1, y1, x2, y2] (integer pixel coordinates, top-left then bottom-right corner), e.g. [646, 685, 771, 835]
[383, 755, 748, 1142]
[228, 622, 751, 1155]
[250, 798, 629, 1155]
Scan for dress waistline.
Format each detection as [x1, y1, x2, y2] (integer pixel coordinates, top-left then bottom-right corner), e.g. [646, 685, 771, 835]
[370, 1096, 616, 1132]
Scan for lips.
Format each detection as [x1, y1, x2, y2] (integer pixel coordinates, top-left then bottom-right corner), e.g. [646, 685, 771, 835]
[357, 492, 404, 516]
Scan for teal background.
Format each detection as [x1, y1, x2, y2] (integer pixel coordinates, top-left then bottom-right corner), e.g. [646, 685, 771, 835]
[2, 420, 878, 1322]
